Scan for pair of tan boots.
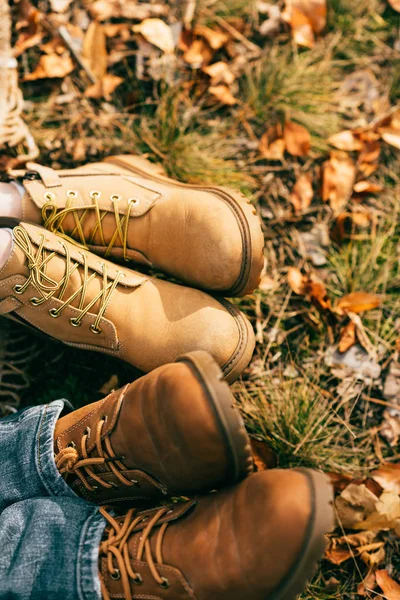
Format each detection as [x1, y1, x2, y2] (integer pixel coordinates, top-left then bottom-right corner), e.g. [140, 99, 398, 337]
[1, 155, 333, 600]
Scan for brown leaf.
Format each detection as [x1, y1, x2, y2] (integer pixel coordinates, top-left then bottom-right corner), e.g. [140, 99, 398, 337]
[357, 491, 400, 532]
[194, 25, 229, 50]
[24, 53, 74, 80]
[283, 0, 327, 48]
[82, 21, 108, 80]
[288, 267, 306, 295]
[259, 125, 285, 160]
[133, 18, 175, 54]
[183, 38, 213, 68]
[339, 321, 357, 353]
[388, 0, 400, 12]
[358, 571, 377, 596]
[290, 173, 313, 213]
[85, 74, 124, 100]
[328, 130, 363, 151]
[90, 0, 168, 20]
[380, 128, 400, 150]
[371, 464, 400, 495]
[208, 85, 237, 106]
[353, 181, 384, 194]
[284, 121, 311, 156]
[335, 292, 381, 315]
[376, 570, 400, 600]
[202, 61, 235, 85]
[335, 483, 379, 529]
[322, 151, 357, 214]
[250, 437, 277, 471]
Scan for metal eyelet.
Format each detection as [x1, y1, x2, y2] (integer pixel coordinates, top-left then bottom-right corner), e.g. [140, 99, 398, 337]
[128, 197, 140, 206]
[13, 284, 24, 295]
[30, 297, 42, 306]
[130, 479, 140, 487]
[110, 194, 121, 202]
[101, 414, 108, 423]
[90, 324, 102, 334]
[160, 578, 170, 589]
[110, 569, 121, 581]
[44, 192, 56, 202]
[84, 427, 91, 439]
[67, 441, 76, 449]
[67, 189, 78, 199]
[49, 308, 60, 318]
[90, 190, 101, 200]
[133, 573, 143, 585]
[70, 317, 81, 327]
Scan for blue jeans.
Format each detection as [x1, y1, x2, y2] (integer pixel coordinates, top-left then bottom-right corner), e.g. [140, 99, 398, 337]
[0, 401, 106, 599]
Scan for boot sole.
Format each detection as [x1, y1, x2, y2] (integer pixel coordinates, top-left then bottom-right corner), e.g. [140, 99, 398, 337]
[105, 154, 265, 297]
[176, 351, 254, 484]
[270, 470, 334, 600]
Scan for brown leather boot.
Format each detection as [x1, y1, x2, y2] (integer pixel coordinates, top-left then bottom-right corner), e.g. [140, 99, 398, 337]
[54, 351, 253, 503]
[0, 220, 254, 382]
[14, 155, 264, 296]
[98, 469, 334, 600]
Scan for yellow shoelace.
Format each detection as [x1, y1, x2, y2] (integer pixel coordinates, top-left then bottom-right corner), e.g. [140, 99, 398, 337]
[99, 506, 171, 599]
[42, 191, 136, 260]
[55, 412, 138, 493]
[13, 225, 122, 333]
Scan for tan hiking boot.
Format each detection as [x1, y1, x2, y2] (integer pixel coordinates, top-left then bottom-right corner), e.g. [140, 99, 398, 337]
[0, 220, 255, 382]
[98, 469, 334, 600]
[54, 351, 254, 504]
[14, 156, 264, 296]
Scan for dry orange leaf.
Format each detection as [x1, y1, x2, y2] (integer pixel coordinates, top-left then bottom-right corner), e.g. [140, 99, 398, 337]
[284, 121, 311, 156]
[259, 125, 285, 160]
[372, 464, 400, 495]
[82, 21, 108, 80]
[353, 181, 384, 194]
[339, 321, 357, 353]
[24, 53, 74, 80]
[133, 18, 175, 54]
[202, 61, 235, 85]
[388, 0, 400, 12]
[183, 38, 213, 67]
[250, 437, 277, 471]
[208, 84, 237, 106]
[194, 25, 229, 50]
[290, 173, 313, 213]
[328, 130, 363, 151]
[335, 292, 381, 315]
[283, 0, 327, 48]
[380, 128, 400, 150]
[288, 267, 306, 295]
[85, 74, 124, 100]
[322, 151, 356, 214]
[376, 570, 400, 600]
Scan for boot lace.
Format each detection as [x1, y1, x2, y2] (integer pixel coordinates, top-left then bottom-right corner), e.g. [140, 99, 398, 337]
[13, 225, 123, 334]
[42, 190, 137, 260]
[55, 409, 138, 492]
[99, 506, 171, 600]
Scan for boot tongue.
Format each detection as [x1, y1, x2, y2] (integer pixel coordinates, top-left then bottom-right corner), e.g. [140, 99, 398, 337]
[21, 190, 42, 224]
[0, 235, 29, 291]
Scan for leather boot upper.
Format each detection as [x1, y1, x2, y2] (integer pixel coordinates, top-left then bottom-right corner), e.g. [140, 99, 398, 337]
[0, 221, 255, 382]
[14, 156, 265, 296]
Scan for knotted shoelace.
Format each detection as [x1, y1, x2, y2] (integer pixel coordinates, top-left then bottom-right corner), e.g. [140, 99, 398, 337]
[55, 413, 137, 492]
[42, 190, 136, 260]
[13, 225, 123, 333]
[99, 506, 171, 600]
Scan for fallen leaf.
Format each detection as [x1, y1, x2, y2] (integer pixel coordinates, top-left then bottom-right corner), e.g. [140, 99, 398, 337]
[85, 74, 124, 100]
[133, 18, 175, 54]
[208, 85, 238, 106]
[288, 267, 306, 295]
[24, 53, 74, 80]
[388, 0, 400, 12]
[335, 483, 379, 529]
[357, 491, 400, 531]
[49, 0, 73, 11]
[376, 570, 400, 600]
[380, 128, 400, 150]
[284, 121, 311, 156]
[194, 25, 229, 50]
[90, 0, 168, 20]
[202, 61, 235, 85]
[358, 571, 377, 596]
[335, 292, 381, 315]
[372, 464, 400, 495]
[331, 211, 376, 243]
[290, 173, 313, 213]
[328, 130, 363, 151]
[353, 181, 384, 194]
[326, 531, 377, 566]
[183, 38, 213, 68]
[259, 124, 285, 160]
[339, 321, 357, 353]
[283, 0, 327, 48]
[250, 437, 277, 471]
[322, 151, 357, 214]
[82, 21, 108, 80]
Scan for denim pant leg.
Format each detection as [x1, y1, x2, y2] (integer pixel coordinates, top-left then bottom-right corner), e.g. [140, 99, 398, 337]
[0, 401, 79, 512]
[0, 496, 105, 600]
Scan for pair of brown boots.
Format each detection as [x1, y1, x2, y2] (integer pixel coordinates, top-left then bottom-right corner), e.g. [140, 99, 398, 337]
[1, 156, 334, 599]
[54, 350, 333, 600]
